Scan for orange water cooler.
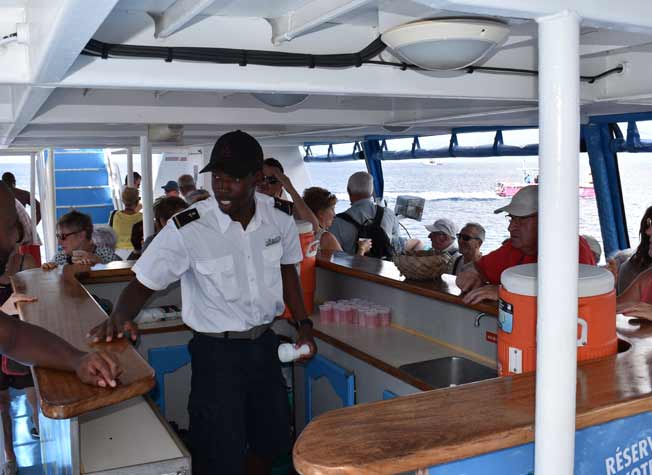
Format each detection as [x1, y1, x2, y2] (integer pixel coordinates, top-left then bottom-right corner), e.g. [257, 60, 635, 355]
[282, 220, 318, 319]
[497, 263, 616, 376]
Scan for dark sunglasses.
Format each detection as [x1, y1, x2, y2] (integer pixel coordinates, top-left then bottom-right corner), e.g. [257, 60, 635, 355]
[56, 230, 82, 241]
[263, 175, 279, 185]
[457, 233, 481, 242]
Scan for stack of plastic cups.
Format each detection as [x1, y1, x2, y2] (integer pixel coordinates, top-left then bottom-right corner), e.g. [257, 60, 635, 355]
[319, 302, 335, 324]
[333, 303, 344, 324]
[377, 306, 391, 327]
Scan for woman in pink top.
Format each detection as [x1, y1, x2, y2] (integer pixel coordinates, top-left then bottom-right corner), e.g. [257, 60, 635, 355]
[617, 267, 652, 319]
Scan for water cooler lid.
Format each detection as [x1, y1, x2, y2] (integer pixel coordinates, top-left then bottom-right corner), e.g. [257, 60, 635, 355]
[295, 219, 314, 234]
[500, 263, 614, 297]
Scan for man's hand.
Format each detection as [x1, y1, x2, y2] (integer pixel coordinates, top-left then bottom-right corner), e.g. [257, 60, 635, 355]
[87, 317, 139, 343]
[295, 323, 317, 363]
[617, 302, 652, 321]
[74, 351, 122, 387]
[456, 269, 483, 292]
[462, 285, 499, 305]
[0, 293, 37, 315]
[267, 166, 292, 189]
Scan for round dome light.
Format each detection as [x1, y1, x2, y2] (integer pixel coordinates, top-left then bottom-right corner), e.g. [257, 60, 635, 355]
[381, 18, 510, 71]
[252, 93, 309, 108]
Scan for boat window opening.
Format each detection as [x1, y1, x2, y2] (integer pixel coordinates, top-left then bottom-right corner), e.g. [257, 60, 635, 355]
[419, 135, 454, 150]
[502, 129, 539, 147]
[332, 143, 356, 156]
[384, 137, 416, 152]
[609, 150, 652, 253]
[454, 131, 496, 147]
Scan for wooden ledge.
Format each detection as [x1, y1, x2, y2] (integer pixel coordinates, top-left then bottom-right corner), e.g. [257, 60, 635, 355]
[12, 266, 154, 419]
[293, 315, 652, 474]
[317, 251, 498, 316]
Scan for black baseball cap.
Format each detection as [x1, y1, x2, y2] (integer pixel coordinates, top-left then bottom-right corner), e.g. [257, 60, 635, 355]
[199, 130, 263, 178]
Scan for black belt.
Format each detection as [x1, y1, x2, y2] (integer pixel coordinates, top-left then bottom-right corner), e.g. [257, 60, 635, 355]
[199, 323, 272, 340]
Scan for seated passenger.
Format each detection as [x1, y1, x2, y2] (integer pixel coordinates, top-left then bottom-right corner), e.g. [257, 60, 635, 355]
[329, 171, 402, 259]
[177, 174, 197, 203]
[93, 225, 118, 251]
[425, 218, 460, 257]
[110, 187, 142, 251]
[302, 187, 371, 256]
[161, 180, 180, 198]
[615, 207, 652, 294]
[617, 267, 652, 320]
[256, 158, 320, 231]
[126, 221, 144, 260]
[42, 211, 121, 269]
[142, 196, 189, 252]
[452, 222, 485, 275]
[457, 185, 596, 304]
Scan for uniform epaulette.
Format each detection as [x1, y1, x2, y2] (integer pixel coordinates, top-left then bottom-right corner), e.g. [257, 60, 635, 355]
[274, 198, 294, 216]
[173, 208, 200, 228]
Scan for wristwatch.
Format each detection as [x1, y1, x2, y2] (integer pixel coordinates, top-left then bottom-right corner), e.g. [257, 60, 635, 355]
[298, 318, 314, 329]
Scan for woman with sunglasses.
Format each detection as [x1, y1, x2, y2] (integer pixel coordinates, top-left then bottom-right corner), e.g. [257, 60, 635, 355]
[452, 223, 485, 275]
[615, 208, 652, 294]
[257, 158, 321, 232]
[42, 210, 121, 270]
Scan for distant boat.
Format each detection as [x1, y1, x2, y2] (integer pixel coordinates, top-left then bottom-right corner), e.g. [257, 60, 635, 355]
[495, 167, 595, 198]
[428, 159, 444, 166]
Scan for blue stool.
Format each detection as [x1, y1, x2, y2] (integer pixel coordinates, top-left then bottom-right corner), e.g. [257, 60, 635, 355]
[147, 345, 191, 417]
[304, 354, 355, 424]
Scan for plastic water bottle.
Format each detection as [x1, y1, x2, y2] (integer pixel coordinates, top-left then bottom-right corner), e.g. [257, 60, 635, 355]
[278, 343, 311, 363]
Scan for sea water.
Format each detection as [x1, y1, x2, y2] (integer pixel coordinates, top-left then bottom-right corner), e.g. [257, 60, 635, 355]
[306, 154, 652, 261]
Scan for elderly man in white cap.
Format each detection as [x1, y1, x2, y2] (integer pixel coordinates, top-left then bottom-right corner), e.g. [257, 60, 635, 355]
[425, 218, 460, 258]
[457, 185, 596, 304]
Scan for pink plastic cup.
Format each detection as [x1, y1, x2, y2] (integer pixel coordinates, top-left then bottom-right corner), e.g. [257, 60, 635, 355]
[320, 303, 334, 323]
[366, 308, 379, 328]
[333, 304, 344, 324]
[377, 306, 391, 327]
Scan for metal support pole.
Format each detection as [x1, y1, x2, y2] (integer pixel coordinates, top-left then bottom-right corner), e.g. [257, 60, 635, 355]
[361, 140, 385, 201]
[127, 147, 134, 187]
[29, 152, 37, 225]
[535, 10, 580, 475]
[140, 136, 155, 239]
[45, 147, 57, 259]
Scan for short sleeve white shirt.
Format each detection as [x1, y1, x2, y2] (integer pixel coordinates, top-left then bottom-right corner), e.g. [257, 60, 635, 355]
[132, 194, 303, 333]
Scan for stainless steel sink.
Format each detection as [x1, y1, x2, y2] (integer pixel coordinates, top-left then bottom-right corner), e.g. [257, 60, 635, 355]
[399, 356, 497, 389]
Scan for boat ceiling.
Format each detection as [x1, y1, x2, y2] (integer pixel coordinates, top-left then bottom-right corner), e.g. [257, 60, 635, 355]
[2, 0, 652, 150]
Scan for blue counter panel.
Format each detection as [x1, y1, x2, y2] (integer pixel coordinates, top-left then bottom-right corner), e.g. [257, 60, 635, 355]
[429, 412, 652, 475]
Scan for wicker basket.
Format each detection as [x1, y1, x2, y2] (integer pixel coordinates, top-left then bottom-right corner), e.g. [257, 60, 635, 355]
[393, 250, 452, 281]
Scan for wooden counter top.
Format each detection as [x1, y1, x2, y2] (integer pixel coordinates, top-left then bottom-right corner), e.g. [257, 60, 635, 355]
[317, 252, 498, 316]
[12, 266, 155, 419]
[293, 315, 652, 474]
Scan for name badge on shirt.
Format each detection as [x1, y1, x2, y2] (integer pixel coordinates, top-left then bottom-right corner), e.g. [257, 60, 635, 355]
[265, 236, 281, 247]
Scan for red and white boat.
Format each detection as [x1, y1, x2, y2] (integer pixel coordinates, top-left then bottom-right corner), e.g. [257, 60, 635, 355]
[496, 168, 595, 198]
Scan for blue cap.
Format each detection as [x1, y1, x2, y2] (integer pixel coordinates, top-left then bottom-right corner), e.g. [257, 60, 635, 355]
[162, 180, 179, 192]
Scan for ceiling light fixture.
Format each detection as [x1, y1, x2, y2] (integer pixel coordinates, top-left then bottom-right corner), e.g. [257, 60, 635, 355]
[252, 93, 309, 109]
[381, 18, 510, 71]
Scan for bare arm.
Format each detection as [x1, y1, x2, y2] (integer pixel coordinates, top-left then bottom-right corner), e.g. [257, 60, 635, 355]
[281, 264, 317, 360]
[269, 168, 320, 232]
[319, 232, 343, 253]
[88, 277, 155, 342]
[0, 312, 120, 387]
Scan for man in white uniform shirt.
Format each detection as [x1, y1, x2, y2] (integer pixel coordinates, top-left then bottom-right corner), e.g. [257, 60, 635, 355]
[89, 130, 316, 475]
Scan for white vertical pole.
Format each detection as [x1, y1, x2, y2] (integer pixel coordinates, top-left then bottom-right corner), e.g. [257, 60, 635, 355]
[140, 136, 155, 238]
[45, 147, 57, 259]
[29, 152, 37, 225]
[126, 147, 134, 187]
[535, 10, 580, 475]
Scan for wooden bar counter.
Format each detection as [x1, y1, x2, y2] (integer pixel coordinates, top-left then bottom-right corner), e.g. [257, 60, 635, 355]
[11, 264, 155, 419]
[294, 256, 652, 475]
